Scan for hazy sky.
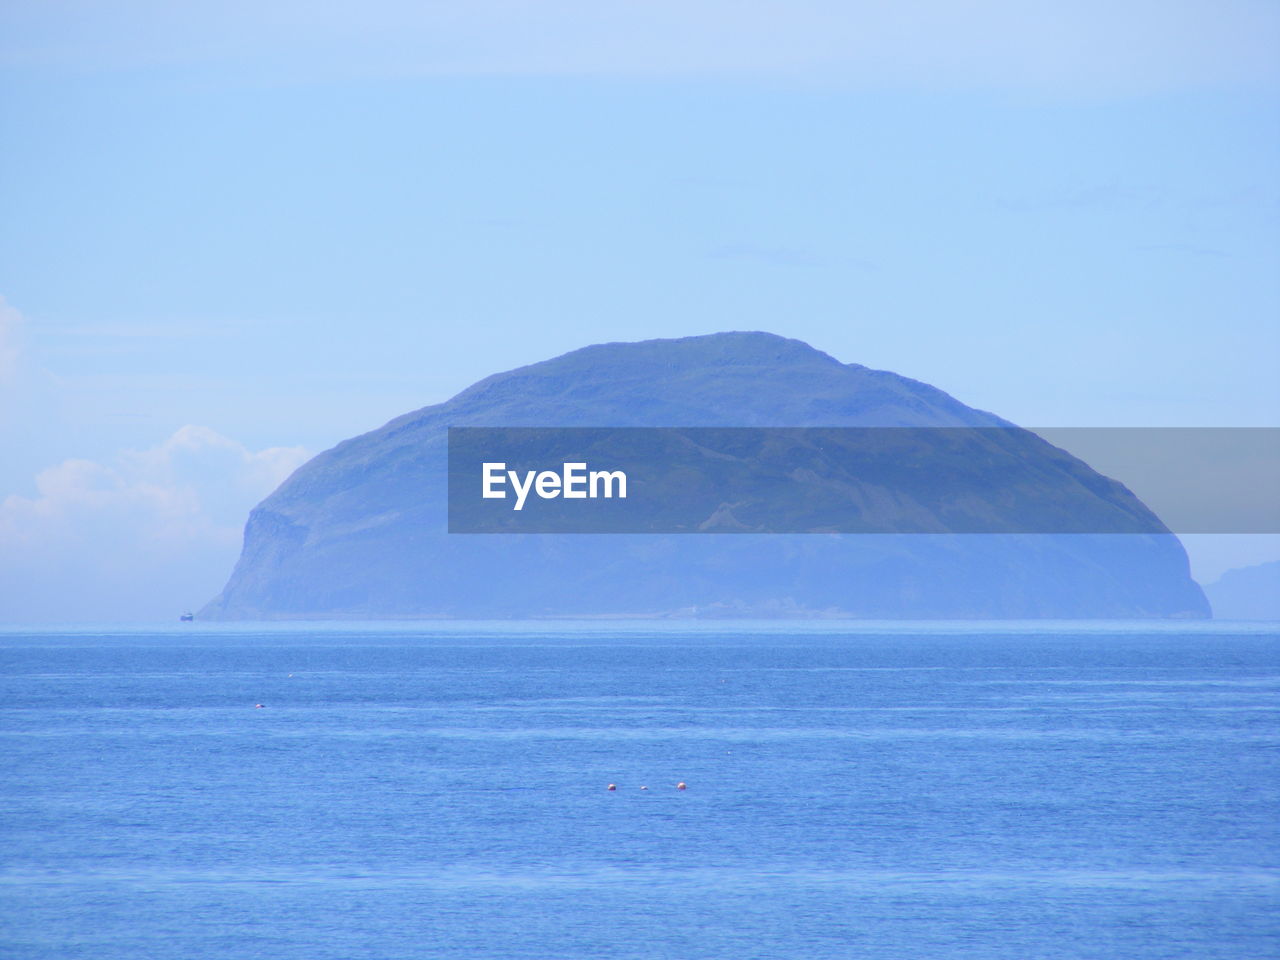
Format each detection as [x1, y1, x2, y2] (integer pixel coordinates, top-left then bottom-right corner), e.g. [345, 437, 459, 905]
[1, 2, 1277, 620]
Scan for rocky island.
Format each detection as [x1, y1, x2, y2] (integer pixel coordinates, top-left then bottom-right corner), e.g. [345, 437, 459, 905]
[201, 332, 1208, 619]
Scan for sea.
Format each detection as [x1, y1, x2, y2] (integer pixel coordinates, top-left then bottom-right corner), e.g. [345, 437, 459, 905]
[0, 621, 1276, 960]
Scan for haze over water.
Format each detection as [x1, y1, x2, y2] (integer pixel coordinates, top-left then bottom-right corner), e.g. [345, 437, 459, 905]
[1, 621, 1276, 959]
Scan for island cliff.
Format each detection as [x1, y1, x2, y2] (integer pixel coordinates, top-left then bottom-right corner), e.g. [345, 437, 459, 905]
[201, 332, 1208, 619]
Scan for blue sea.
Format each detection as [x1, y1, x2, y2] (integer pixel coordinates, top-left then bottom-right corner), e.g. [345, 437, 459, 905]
[0, 621, 1276, 959]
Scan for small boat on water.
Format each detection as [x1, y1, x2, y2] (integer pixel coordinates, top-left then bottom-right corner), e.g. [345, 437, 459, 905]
[179, 612, 194, 622]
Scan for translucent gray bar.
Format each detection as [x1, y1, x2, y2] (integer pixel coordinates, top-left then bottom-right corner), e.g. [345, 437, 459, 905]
[447, 427, 1279, 534]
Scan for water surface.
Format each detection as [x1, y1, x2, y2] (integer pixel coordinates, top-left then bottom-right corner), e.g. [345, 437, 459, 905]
[1, 621, 1276, 958]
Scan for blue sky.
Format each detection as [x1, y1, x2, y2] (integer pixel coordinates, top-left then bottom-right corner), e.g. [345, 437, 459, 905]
[1, 1, 1277, 619]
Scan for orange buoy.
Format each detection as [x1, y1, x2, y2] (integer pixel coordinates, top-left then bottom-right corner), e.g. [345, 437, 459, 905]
[607, 783, 617, 791]
[676, 781, 687, 790]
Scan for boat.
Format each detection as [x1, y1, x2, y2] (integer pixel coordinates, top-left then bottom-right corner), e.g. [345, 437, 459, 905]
[179, 612, 194, 622]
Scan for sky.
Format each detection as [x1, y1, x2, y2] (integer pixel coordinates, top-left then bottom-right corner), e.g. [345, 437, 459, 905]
[1, 1, 1278, 620]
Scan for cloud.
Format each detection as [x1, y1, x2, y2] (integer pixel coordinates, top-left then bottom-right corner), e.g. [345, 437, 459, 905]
[0, 426, 309, 621]
[1, 0, 1276, 95]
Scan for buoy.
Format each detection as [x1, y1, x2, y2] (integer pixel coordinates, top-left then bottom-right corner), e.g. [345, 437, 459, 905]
[676, 781, 687, 790]
[607, 783, 617, 791]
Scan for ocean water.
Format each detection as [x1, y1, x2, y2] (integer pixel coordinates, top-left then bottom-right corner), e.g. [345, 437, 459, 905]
[0, 621, 1276, 960]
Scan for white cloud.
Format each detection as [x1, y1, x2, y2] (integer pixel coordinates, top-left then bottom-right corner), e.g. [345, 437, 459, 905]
[0, 426, 309, 622]
[1, 0, 1276, 95]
